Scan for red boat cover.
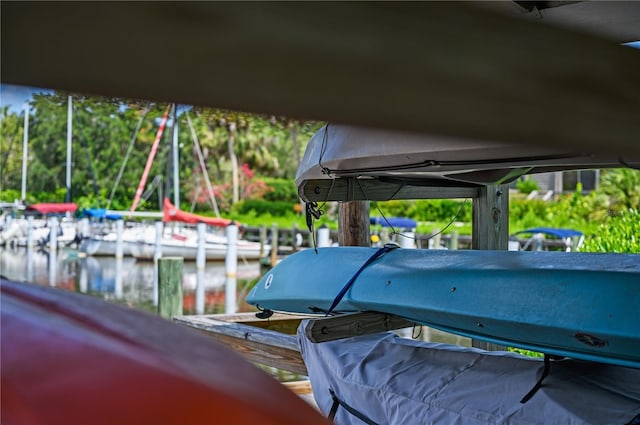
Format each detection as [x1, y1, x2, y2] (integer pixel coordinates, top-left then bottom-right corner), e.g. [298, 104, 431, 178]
[26, 203, 78, 214]
[0, 279, 328, 425]
[163, 198, 233, 227]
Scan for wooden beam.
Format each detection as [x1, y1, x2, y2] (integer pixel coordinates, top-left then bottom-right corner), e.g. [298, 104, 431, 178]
[197, 312, 310, 334]
[304, 312, 415, 343]
[2, 3, 640, 156]
[174, 314, 308, 375]
[299, 178, 479, 202]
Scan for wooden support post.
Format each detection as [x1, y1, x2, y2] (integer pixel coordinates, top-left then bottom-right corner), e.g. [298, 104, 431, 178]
[225, 224, 238, 314]
[157, 257, 183, 319]
[291, 223, 299, 253]
[338, 201, 370, 247]
[432, 228, 441, 249]
[259, 225, 267, 257]
[449, 230, 459, 250]
[472, 184, 509, 251]
[304, 312, 415, 343]
[471, 184, 509, 351]
[270, 224, 279, 267]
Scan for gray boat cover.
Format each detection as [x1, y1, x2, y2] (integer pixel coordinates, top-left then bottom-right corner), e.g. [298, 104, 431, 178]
[298, 323, 640, 425]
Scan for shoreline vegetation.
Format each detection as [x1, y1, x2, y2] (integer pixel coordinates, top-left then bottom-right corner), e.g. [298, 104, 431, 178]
[2, 91, 638, 254]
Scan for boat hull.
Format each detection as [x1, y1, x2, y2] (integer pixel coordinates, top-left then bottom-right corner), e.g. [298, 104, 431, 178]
[129, 239, 265, 261]
[296, 124, 640, 188]
[246, 247, 640, 368]
[0, 279, 328, 425]
[79, 237, 136, 256]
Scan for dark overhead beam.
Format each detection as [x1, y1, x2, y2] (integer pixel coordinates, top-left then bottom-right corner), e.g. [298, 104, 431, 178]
[299, 179, 479, 203]
[2, 2, 640, 157]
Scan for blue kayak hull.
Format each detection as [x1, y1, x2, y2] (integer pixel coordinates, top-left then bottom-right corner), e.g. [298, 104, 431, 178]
[246, 247, 640, 368]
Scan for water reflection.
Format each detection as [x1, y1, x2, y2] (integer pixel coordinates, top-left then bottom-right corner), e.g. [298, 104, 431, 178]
[0, 246, 262, 315]
[1, 246, 470, 348]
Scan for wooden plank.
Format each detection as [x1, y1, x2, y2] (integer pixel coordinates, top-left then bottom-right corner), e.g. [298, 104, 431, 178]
[3, 3, 640, 157]
[200, 312, 313, 335]
[304, 312, 415, 343]
[174, 315, 307, 375]
[282, 380, 313, 396]
[299, 178, 479, 202]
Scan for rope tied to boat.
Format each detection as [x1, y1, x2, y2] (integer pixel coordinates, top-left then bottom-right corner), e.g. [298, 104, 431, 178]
[328, 388, 379, 425]
[520, 354, 558, 403]
[325, 243, 398, 316]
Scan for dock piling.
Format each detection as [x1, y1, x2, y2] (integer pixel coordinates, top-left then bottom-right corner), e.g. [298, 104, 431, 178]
[196, 222, 206, 315]
[225, 224, 238, 314]
[157, 256, 184, 319]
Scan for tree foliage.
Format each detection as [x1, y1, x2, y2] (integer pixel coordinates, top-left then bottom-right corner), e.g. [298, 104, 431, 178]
[580, 209, 640, 253]
[0, 90, 321, 213]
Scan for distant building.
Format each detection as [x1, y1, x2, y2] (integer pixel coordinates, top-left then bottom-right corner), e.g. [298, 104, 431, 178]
[513, 170, 600, 195]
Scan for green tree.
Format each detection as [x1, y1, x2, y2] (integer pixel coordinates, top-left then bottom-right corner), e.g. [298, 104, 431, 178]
[0, 107, 25, 196]
[581, 209, 639, 253]
[599, 168, 640, 211]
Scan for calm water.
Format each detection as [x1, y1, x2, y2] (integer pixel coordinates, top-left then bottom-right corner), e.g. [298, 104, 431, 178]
[0, 246, 263, 315]
[1, 245, 471, 352]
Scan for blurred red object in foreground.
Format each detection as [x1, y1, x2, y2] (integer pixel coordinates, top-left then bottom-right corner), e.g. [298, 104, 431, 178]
[1, 279, 328, 425]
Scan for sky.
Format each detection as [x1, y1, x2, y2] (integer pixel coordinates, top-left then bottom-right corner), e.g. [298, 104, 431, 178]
[0, 83, 194, 116]
[0, 84, 53, 114]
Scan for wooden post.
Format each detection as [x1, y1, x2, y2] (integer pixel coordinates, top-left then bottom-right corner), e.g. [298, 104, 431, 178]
[115, 219, 124, 259]
[225, 224, 238, 314]
[449, 230, 459, 250]
[291, 223, 299, 253]
[338, 201, 370, 246]
[471, 184, 509, 351]
[49, 217, 58, 253]
[259, 225, 267, 257]
[157, 257, 183, 319]
[195, 222, 206, 315]
[270, 224, 279, 267]
[472, 184, 509, 251]
[26, 215, 34, 248]
[317, 225, 330, 247]
[431, 228, 441, 250]
[153, 221, 163, 307]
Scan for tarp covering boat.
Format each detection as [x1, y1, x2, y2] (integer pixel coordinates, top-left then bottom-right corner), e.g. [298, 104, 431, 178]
[25, 203, 78, 214]
[298, 325, 640, 425]
[0, 279, 329, 425]
[81, 208, 123, 220]
[370, 217, 417, 229]
[514, 227, 584, 239]
[296, 124, 640, 190]
[163, 198, 234, 227]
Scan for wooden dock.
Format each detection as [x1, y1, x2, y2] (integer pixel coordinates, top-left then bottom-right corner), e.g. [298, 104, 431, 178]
[174, 312, 310, 375]
[174, 311, 420, 376]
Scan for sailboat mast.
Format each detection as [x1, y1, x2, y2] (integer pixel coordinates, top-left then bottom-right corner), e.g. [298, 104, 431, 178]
[172, 103, 180, 208]
[65, 96, 72, 203]
[130, 104, 171, 213]
[21, 101, 29, 202]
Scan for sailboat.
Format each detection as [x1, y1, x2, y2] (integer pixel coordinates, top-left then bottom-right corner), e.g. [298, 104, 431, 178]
[118, 105, 267, 261]
[129, 198, 269, 261]
[0, 203, 79, 248]
[128, 198, 266, 261]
